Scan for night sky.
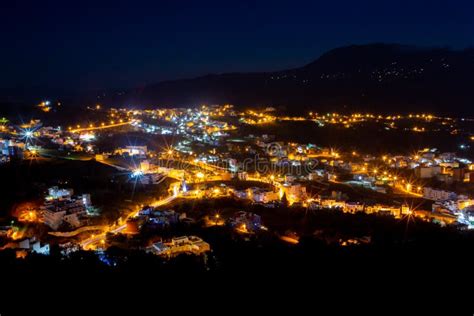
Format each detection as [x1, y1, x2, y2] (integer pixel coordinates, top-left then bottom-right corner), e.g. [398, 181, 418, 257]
[1, 0, 473, 95]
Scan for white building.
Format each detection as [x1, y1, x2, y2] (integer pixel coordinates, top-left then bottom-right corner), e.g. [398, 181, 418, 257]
[237, 172, 248, 181]
[48, 186, 73, 199]
[282, 183, 307, 204]
[18, 238, 50, 255]
[423, 187, 457, 201]
[250, 188, 279, 203]
[149, 236, 210, 257]
[40, 187, 91, 230]
[116, 145, 147, 157]
[415, 166, 441, 178]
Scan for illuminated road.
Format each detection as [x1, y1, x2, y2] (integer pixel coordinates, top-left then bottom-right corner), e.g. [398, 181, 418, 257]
[70, 121, 134, 133]
[95, 159, 130, 171]
[80, 184, 179, 250]
[280, 235, 299, 244]
[48, 225, 106, 237]
[394, 185, 423, 197]
[336, 179, 424, 198]
[191, 160, 227, 172]
[150, 194, 177, 207]
[96, 156, 226, 178]
[163, 157, 228, 172]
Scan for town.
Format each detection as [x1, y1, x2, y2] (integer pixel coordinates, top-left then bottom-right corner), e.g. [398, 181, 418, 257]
[1, 104, 474, 267]
[4, 0, 474, 308]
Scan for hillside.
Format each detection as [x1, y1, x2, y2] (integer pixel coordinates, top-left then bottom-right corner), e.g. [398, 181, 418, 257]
[102, 43, 474, 115]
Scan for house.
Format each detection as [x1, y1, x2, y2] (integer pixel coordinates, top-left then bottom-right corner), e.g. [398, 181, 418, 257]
[149, 236, 210, 257]
[40, 187, 92, 230]
[415, 166, 441, 178]
[282, 183, 307, 204]
[423, 187, 457, 201]
[228, 211, 262, 232]
[18, 238, 50, 255]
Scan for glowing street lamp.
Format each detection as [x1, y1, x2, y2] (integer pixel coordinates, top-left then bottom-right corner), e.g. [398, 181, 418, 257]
[131, 169, 144, 178]
[20, 128, 38, 146]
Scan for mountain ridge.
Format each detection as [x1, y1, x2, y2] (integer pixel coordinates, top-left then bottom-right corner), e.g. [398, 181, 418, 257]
[101, 43, 474, 115]
[4, 43, 474, 116]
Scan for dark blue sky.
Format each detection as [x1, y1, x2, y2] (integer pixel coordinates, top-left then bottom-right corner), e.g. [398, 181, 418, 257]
[1, 0, 473, 94]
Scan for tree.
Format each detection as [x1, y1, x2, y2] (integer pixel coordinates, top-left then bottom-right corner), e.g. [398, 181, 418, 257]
[281, 192, 289, 207]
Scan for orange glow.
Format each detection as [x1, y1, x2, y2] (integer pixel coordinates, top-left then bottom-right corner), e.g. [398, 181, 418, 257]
[280, 235, 299, 244]
[18, 210, 38, 223]
[16, 250, 28, 259]
[7, 228, 24, 240]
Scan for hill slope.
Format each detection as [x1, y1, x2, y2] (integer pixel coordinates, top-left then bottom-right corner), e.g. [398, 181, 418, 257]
[79, 44, 474, 115]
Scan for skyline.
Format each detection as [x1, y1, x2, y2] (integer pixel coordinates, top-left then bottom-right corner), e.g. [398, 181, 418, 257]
[1, 0, 473, 95]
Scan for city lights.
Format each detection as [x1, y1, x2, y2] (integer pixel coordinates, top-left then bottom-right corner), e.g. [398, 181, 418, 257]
[0, 102, 472, 276]
[131, 170, 144, 178]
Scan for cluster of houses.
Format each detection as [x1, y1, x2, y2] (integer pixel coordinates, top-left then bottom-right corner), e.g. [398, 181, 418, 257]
[40, 187, 93, 230]
[147, 236, 210, 257]
[422, 187, 474, 228]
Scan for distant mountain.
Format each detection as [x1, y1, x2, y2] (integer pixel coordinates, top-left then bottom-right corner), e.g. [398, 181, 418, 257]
[101, 43, 474, 115]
